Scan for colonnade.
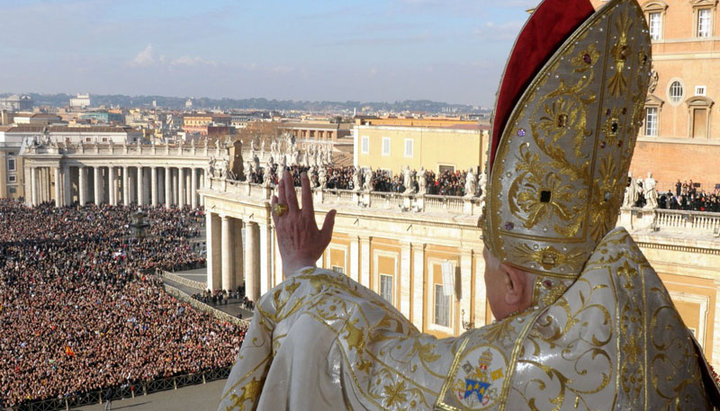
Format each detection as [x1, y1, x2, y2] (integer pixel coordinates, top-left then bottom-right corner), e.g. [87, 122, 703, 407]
[27, 164, 207, 208]
[205, 212, 263, 301]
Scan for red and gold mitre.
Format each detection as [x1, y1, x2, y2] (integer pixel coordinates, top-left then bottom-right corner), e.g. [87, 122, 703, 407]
[483, 0, 652, 307]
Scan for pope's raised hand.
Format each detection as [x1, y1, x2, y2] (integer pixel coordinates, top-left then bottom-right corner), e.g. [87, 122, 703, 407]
[271, 170, 336, 278]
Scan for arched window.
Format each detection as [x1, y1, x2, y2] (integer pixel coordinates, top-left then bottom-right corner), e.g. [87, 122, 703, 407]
[668, 80, 685, 105]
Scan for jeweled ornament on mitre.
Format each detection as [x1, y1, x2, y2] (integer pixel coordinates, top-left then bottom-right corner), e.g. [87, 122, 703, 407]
[482, 0, 652, 308]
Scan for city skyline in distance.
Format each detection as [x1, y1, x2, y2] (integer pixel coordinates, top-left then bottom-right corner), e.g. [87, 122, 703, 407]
[0, 0, 538, 106]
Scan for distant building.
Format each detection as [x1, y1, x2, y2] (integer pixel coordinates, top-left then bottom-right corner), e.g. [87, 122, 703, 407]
[280, 121, 352, 143]
[0, 95, 33, 111]
[13, 113, 64, 126]
[353, 123, 488, 174]
[69, 94, 91, 109]
[81, 110, 125, 125]
[182, 113, 231, 136]
[585, 0, 720, 191]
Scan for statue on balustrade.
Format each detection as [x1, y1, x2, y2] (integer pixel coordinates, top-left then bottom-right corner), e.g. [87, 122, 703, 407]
[308, 165, 318, 188]
[464, 167, 477, 198]
[403, 165, 415, 194]
[622, 172, 638, 208]
[208, 157, 216, 178]
[229, 140, 244, 181]
[352, 167, 361, 192]
[418, 167, 427, 195]
[262, 161, 273, 188]
[219, 1, 720, 409]
[644, 172, 658, 209]
[363, 167, 374, 192]
[318, 167, 327, 190]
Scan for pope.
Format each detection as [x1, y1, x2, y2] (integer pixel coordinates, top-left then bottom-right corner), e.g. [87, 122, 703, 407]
[219, 0, 720, 409]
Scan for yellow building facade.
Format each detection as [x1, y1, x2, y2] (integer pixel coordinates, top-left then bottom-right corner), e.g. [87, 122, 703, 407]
[353, 125, 489, 173]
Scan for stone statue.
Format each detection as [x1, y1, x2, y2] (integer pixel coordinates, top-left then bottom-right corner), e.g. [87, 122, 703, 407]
[648, 69, 659, 95]
[403, 166, 415, 194]
[271, 139, 278, 157]
[318, 167, 327, 190]
[261, 140, 266, 154]
[209, 156, 217, 178]
[464, 168, 477, 198]
[363, 167, 373, 192]
[309, 165, 318, 188]
[253, 153, 261, 172]
[418, 167, 427, 194]
[262, 162, 273, 188]
[644, 172, 658, 209]
[622, 172, 638, 207]
[245, 161, 254, 181]
[279, 154, 287, 173]
[352, 167, 361, 192]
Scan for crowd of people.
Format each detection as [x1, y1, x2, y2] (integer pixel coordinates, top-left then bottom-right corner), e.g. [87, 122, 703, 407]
[0, 201, 245, 408]
[243, 164, 477, 196]
[658, 189, 720, 212]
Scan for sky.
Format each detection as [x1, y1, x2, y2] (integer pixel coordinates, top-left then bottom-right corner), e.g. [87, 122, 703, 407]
[0, 0, 540, 106]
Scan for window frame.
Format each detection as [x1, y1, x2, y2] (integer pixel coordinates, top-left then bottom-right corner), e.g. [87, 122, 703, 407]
[668, 79, 685, 106]
[697, 7, 713, 38]
[645, 107, 659, 136]
[361, 135, 369, 154]
[381, 137, 391, 156]
[379, 273, 393, 304]
[404, 138, 414, 158]
[648, 11, 663, 40]
[7, 157, 16, 172]
[433, 284, 451, 328]
[643, 1, 668, 41]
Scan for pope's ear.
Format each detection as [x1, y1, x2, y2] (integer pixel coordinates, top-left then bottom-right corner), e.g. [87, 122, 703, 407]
[500, 263, 528, 306]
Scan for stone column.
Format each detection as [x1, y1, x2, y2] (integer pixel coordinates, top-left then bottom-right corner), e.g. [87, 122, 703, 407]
[400, 242, 412, 318]
[108, 166, 116, 206]
[460, 250, 473, 330]
[221, 215, 235, 291]
[350, 237, 360, 282]
[206, 212, 222, 291]
[136, 166, 144, 206]
[94, 166, 102, 205]
[360, 237, 371, 287]
[178, 167, 186, 208]
[258, 222, 273, 294]
[63, 165, 71, 206]
[233, 219, 244, 288]
[78, 166, 86, 206]
[123, 166, 130, 206]
[53, 167, 62, 208]
[245, 221, 261, 302]
[411, 243, 425, 330]
[164, 167, 171, 207]
[30, 167, 38, 206]
[172, 169, 178, 205]
[191, 167, 198, 209]
[151, 166, 158, 207]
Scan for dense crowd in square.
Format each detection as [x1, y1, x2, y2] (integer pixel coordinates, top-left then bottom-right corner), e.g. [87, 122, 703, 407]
[0, 201, 245, 407]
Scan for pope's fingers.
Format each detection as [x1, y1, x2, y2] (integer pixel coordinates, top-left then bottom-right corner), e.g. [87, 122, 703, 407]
[320, 209, 337, 245]
[300, 172, 313, 216]
[284, 170, 299, 213]
[277, 177, 287, 208]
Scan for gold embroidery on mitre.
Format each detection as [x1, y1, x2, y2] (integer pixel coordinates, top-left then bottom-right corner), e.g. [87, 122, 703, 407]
[483, 0, 652, 301]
